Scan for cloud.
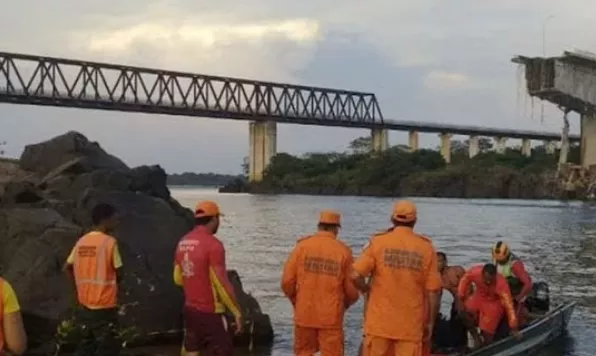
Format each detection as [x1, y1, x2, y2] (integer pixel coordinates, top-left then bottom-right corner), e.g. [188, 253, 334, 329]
[423, 71, 473, 90]
[1, 0, 595, 173]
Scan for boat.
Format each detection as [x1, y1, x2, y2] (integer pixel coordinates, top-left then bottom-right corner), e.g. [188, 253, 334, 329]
[431, 301, 576, 356]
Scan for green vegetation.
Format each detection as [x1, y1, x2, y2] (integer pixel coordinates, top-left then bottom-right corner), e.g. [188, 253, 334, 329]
[167, 172, 243, 186]
[248, 137, 580, 199]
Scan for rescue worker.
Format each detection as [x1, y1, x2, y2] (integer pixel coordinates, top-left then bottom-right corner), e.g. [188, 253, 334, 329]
[351, 200, 442, 356]
[434, 252, 469, 350]
[64, 203, 123, 356]
[456, 264, 519, 347]
[0, 277, 27, 355]
[174, 200, 242, 356]
[281, 210, 360, 356]
[491, 242, 532, 303]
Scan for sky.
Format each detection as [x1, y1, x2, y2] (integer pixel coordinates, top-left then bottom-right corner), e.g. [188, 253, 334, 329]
[1, 0, 595, 174]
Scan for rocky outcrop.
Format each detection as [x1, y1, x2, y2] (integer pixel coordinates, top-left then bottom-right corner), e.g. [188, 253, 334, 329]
[0, 132, 273, 354]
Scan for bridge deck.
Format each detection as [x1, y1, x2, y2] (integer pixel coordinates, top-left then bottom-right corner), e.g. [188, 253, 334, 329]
[0, 51, 577, 141]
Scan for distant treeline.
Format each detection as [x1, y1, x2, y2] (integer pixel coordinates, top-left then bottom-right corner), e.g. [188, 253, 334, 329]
[167, 172, 244, 186]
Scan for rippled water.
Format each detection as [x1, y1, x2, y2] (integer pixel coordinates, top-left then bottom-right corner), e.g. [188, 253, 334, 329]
[165, 187, 596, 356]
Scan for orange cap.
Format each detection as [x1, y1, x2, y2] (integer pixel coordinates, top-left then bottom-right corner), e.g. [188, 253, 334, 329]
[392, 200, 417, 223]
[194, 200, 223, 218]
[319, 210, 341, 226]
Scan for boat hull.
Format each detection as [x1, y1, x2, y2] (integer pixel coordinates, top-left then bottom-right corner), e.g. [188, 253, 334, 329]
[432, 301, 576, 356]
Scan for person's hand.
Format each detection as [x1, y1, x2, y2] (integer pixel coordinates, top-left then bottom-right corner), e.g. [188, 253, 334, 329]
[510, 328, 522, 340]
[423, 323, 434, 343]
[234, 315, 243, 334]
[454, 298, 465, 312]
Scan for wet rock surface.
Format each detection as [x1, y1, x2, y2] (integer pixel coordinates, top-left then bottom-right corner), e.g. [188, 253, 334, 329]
[0, 132, 273, 354]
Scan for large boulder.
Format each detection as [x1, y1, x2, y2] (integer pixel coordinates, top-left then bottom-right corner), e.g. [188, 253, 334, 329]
[0, 132, 273, 354]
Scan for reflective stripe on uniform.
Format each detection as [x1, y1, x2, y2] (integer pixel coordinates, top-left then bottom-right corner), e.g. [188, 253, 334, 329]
[74, 234, 115, 287]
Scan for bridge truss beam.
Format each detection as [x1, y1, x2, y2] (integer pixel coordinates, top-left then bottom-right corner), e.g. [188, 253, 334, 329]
[0, 52, 384, 126]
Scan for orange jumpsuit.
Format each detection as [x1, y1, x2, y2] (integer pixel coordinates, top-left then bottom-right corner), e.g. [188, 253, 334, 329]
[353, 227, 442, 356]
[457, 266, 518, 336]
[281, 231, 360, 356]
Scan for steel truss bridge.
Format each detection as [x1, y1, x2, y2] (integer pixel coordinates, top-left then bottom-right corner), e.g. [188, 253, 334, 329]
[0, 51, 579, 142]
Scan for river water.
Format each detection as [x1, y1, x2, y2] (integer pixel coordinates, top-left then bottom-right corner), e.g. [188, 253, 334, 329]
[165, 187, 596, 356]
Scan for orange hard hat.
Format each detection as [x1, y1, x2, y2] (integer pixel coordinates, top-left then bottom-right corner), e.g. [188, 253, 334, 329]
[492, 241, 510, 262]
[194, 200, 223, 218]
[392, 200, 417, 223]
[319, 210, 341, 226]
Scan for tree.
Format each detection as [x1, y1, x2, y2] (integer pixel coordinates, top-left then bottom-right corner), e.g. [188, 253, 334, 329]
[0, 141, 5, 156]
[348, 136, 372, 154]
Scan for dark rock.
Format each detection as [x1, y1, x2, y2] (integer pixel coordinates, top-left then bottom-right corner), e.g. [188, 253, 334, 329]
[0, 132, 274, 353]
[0, 180, 43, 206]
[19, 131, 129, 176]
[218, 178, 249, 193]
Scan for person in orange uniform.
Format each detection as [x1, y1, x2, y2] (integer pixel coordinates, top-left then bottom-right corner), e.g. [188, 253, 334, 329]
[281, 210, 360, 356]
[456, 264, 519, 347]
[351, 200, 442, 356]
[64, 203, 123, 356]
[174, 200, 242, 356]
[0, 278, 27, 355]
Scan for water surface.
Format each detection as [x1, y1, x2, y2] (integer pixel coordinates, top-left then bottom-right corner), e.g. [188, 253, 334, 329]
[167, 187, 595, 356]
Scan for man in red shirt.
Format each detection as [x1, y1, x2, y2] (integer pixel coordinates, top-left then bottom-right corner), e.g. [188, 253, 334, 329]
[456, 264, 519, 347]
[174, 200, 242, 356]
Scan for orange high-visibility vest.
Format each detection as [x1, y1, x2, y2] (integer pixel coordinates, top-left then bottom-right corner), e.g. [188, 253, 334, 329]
[73, 232, 118, 309]
[0, 278, 4, 352]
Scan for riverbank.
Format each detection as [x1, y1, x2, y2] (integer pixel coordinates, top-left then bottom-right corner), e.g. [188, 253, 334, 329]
[220, 143, 584, 200]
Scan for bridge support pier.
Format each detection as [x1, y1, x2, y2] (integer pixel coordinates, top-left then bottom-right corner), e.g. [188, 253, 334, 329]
[408, 130, 419, 151]
[371, 128, 389, 152]
[439, 133, 452, 163]
[543, 140, 557, 154]
[581, 114, 596, 167]
[468, 135, 479, 158]
[521, 138, 531, 157]
[494, 137, 507, 154]
[248, 121, 277, 182]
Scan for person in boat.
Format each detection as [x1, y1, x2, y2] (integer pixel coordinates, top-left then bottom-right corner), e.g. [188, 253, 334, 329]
[433, 252, 469, 349]
[491, 242, 532, 303]
[0, 277, 27, 355]
[491, 241, 532, 326]
[456, 263, 520, 347]
[351, 200, 442, 356]
[281, 210, 360, 356]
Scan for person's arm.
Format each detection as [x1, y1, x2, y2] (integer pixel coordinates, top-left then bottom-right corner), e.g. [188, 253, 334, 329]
[173, 263, 183, 287]
[425, 251, 442, 333]
[497, 278, 519, 330]
[112, 242, 123, 284]
[448, 266, 466, 300]
[62, 247, 78, 300]
[280, 246, 300, 306]
[350, 240, 375, 294]
[2, 281, 27, 355]
[208, 243, 241, 319]
[342, 250, 360, 309]
[511, 261, 532, 300]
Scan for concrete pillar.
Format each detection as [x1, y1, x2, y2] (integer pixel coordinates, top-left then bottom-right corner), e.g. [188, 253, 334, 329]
[468, 135, 479, 158]
[494, 137, 507, 154]
[439, 133, 452, 163]
[543, 140, 556, 154]
[248, 121, 277, 182]
[408, 130, 419, 152]
[521, 138, 531, 157]
[581, 114, 596, 167]
[371, 128, 389, 152]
